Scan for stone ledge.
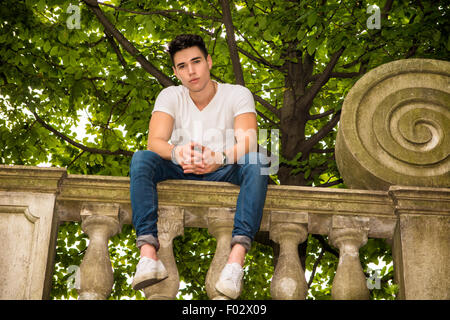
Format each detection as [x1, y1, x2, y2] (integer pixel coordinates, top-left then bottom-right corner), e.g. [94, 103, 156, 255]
[0, 165, 67, 194]
[4, 166, 448, 240]
[54, 176, 398, 238]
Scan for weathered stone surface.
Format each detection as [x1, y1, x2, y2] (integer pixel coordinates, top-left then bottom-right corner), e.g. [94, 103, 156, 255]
[0, 165, 67, 193]
[205, 207, 235, 300]
[0, 165, 66, 299]
[270, 211, 308, 300]
[56, 177, 396, 238]
[390, 186, 450, 300]
[78, 202, 122, 300]
[336, 59, 450, 190]
[55, 174, 131, 223]
[144, 206, 184, 300]
[329, 216, 370, 300]
[0, 163, 448, 300]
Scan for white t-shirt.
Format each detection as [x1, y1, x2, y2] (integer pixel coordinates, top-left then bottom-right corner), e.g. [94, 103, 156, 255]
[152, 81, 256, 152]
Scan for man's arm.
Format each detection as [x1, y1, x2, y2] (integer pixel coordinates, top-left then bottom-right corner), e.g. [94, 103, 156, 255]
[147, 111, 175, 159]
[224, 112, 258, 164]
[148, 111, 203, 171]
[196, 112, 258, 174]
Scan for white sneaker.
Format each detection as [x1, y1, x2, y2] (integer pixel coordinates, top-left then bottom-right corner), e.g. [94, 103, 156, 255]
[215, 263, 244, 299]
[132, 257, 168, 290]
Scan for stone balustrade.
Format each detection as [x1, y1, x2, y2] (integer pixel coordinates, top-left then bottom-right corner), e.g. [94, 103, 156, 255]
[1, 165, 448, 300]
[0, 58, 448, 300]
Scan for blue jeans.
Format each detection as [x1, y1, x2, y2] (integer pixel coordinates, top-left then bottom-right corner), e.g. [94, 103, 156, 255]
[129, 150, 269, 252]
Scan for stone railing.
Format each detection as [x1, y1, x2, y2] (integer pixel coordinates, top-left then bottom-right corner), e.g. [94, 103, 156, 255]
[0, 59, 448, 300]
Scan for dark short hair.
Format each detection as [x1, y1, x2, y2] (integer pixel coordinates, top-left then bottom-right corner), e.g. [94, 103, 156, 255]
[168, 34, 208, 65]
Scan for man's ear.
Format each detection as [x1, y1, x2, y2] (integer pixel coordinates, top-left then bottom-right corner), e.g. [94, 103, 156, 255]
[207, 54, 213, 70]
[172, 66, 180, 80]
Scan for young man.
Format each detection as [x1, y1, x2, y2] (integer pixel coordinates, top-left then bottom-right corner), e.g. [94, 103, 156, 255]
[129, 34, 269, 299]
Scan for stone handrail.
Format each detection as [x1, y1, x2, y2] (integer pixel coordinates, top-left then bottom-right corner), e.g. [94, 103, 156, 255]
[0, 58, 448, 300]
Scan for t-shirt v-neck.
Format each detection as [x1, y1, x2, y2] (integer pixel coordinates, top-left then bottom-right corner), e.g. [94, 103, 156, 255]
[186, 81, 220, 115]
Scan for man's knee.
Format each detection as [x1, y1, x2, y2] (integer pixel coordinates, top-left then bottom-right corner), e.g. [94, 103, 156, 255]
[130, 150, 161, 173]
[237, 152, 270, 167]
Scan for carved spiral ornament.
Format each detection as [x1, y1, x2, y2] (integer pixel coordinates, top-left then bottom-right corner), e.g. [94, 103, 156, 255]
[336, 59, 450, 190]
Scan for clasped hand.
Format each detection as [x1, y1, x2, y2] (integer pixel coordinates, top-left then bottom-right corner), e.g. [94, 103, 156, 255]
[174, 142, 223, 175]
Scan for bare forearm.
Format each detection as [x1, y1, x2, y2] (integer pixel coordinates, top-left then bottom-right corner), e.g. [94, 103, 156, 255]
[224, 130, 257, 164]
[147, 138, 174, 160]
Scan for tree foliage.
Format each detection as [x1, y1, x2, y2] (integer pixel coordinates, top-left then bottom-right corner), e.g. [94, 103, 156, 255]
[0, 0, 447, 299]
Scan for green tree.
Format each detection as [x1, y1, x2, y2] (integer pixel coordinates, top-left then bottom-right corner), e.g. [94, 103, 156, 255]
[0, 0, 448, 299]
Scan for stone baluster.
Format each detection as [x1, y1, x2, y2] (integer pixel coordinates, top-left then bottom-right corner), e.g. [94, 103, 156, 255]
[144, 206, 184, 300]
[269, 211, 308, 300]
[78, 202, 122, 300]
[329, 215, 370, 300]
[205, 207, 235, 300]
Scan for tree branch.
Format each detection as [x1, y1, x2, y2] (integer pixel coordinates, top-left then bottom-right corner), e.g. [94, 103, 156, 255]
[235, 29, 283, 71]
[236, 45, 281, 70]
[310, 148, 334, 153]
[83, 0, 175, 88]
[308, 248, 325, 288]
[312, 234, 339, 258]
[30, 109, 134, 157]
[307, 109, 335, 121]
[104, 30, 127, 68]
[256, 109, 278, 127]
[67, 150, 86, 168]
[253, 93, 281, 119]
[381, 0, 394, 21]
[317, 178, 343, 188]
[303, 111, 341, 154]
[97, 1, 222, 21]
[301, 47, 345, 110]
[219, 0, 245, 86]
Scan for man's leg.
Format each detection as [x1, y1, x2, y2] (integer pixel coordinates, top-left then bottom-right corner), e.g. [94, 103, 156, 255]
[129, 150, 187, 290]
[130, 150, 186, 252]
[206, 152, 269, 262]
[206, 152, 269, 299]
[231, 152, 269, 259]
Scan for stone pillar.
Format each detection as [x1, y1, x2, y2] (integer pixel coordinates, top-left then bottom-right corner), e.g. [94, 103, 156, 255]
[0, 165, 66, 299]
[144, 206, 184, 300]
[205, 207, 235, 300]
[78, 202, 122, 300]
[329, 215, 370, 300]
[390, 186, 450, 300]
[269, 211, 308, 300]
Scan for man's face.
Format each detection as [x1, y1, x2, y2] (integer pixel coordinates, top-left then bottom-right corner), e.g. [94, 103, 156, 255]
[172, 46, 212, 92]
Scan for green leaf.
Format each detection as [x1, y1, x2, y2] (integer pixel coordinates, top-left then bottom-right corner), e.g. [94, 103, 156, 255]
[105, 78, 113, 91]
[50, 46, 58, 56]
[43, 41, 51, 53]
[307, 12, 317, 27]
[307, 39, 317, 56]
[58, 30, 68, 44]
[36, 0, 45, 12]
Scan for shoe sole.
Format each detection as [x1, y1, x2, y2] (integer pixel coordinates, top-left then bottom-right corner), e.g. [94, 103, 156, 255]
[215, 281, 240, 300]
[132, 272, 169, 291]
